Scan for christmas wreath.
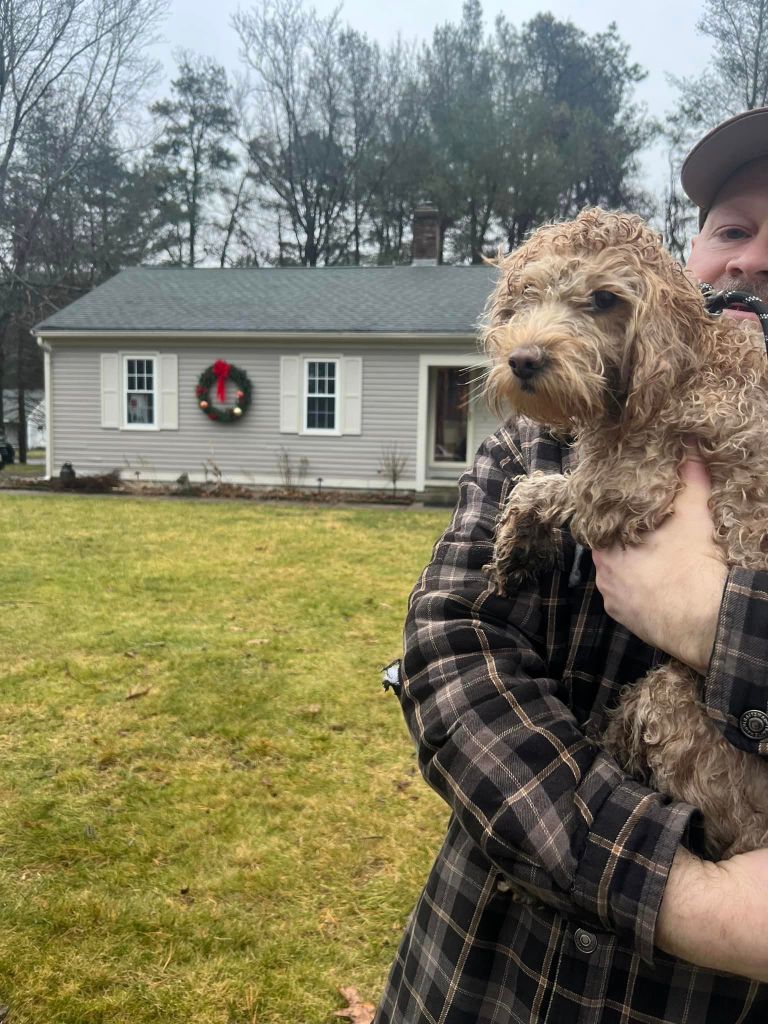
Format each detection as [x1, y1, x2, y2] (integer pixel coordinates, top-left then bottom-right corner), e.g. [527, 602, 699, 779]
[196, 360, 253, 423]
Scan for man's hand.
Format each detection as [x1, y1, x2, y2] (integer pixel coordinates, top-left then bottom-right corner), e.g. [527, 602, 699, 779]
[592, 447, 727, 674]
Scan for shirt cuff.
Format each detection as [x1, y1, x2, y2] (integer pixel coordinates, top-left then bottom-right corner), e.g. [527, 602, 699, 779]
[705, 567, 768, 755]
[570, 773, 697, 964]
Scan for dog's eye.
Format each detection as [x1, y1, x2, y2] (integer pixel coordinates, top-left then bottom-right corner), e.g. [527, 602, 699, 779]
[590, 290, 618, 311]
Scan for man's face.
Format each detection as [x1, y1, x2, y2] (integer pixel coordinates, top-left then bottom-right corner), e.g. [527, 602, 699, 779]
[687, 156, 768, 322]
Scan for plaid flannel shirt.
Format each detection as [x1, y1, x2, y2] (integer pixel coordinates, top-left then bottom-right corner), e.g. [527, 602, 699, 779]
[376, 418, 768, 1024]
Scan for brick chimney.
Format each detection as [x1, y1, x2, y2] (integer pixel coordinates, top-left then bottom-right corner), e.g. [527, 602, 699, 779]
[411, 203, 442, 265]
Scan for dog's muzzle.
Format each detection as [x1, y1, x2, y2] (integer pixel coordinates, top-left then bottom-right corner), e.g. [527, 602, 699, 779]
[508, 346, 545, 381]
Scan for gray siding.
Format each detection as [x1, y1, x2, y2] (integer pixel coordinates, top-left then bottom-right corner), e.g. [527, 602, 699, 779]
[48, 336, 489, 489]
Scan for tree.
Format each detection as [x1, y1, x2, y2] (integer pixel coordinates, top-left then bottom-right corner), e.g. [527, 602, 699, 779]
[0, 0, 168, 441]
[415, 5, 654, 262]
[2, 106, 159, 459]
[365, 75, 432, 265]
[0, 0, 167, 211]
[674, 0, 768, 120]
[498, 14, 654, 250]
[234, 0, 421, 267]
[421, 0, 504, 263]
[150, 53, 238, 266]
[234, 0, 348, 267]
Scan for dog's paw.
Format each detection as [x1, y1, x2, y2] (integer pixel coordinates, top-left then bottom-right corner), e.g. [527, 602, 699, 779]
[490, 508, 558, 593]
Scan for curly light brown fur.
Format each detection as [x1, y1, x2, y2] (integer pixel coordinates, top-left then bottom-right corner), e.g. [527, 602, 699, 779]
[483, 207, 768, 860]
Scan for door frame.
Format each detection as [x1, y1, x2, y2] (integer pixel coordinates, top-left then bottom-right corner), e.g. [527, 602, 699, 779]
[416, 352, 488, 491]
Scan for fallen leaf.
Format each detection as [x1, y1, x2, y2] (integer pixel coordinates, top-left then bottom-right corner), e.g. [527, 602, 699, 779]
[246, 638, 270, 646]
[125, 687, 151, 700]
[334, 987, 375, 1024]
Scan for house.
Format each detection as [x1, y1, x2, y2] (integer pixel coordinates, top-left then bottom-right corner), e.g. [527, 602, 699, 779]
[2, 389, 47, 451]
[34, 208, 501, 493]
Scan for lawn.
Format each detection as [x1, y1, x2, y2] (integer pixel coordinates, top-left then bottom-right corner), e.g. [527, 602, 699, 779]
[0, 461, 45, 479]
[0, 494, 452, 1023]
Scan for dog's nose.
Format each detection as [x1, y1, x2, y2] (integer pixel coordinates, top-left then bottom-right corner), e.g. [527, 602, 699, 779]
[508, 346, 545, 380]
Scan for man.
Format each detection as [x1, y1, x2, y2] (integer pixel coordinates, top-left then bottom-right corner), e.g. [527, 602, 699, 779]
[376, 108, 768, 1024]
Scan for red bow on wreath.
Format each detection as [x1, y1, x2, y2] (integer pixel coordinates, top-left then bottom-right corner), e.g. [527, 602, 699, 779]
[212, 359, 231, 402]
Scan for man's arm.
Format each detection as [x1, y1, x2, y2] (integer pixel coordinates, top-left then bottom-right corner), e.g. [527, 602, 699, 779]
[593, 446, 768, 755]
[400, 424, 695, 965]
[593, 446, 768, 979]
[657, 847, 768, 981]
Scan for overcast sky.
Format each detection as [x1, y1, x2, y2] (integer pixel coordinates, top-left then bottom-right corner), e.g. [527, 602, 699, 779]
[148, 1, 716, 195]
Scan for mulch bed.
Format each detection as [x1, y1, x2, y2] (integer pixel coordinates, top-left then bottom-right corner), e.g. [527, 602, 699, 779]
[0, 470, 415, 505]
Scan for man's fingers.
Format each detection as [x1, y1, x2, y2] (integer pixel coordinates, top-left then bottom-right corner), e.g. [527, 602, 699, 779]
[679, 455, 711, 490]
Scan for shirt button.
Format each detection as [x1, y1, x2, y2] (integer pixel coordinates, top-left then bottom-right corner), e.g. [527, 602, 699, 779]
[574, 928, 598, 954]
[740, 710, 768, 739]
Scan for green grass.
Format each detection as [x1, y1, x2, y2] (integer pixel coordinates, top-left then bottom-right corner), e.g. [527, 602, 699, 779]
[0, 494, 453, 1023]
[1, 461, 45, 478]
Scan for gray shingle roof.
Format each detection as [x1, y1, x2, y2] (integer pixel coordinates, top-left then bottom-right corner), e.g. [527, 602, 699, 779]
[34, 265, 498, 335]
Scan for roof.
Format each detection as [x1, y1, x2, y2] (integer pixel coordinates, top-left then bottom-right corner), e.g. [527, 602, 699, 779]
[34, 265, 499, 336]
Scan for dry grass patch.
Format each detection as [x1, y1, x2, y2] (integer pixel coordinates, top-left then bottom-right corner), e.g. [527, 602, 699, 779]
[0, 494, 453, 1023]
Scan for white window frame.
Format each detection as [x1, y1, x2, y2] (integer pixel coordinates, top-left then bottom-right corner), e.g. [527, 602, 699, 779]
[122, 353, 160, 431]
[302, 357, 341, 436]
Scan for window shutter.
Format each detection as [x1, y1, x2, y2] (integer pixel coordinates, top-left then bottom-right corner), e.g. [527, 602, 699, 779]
[341, 357, 362, 435]
[280, 356, 300, 433]
[101, 354, 119, 428]
[158, 354, 179, 430]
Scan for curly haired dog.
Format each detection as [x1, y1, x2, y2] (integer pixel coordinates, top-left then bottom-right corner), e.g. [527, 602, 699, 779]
[482, 206, 768, 860]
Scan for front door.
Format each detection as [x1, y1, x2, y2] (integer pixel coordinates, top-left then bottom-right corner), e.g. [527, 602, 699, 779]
[428, 366, 469, 474]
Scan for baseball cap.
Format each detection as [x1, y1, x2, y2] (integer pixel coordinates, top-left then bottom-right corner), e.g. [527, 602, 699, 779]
[681, 106, 768, 227]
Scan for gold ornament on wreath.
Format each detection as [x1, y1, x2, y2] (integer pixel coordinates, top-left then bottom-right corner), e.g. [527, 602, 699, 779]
[196, 360, 253, 423]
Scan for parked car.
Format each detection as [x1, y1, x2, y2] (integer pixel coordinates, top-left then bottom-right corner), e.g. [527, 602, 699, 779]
[0, 440, 14, 465]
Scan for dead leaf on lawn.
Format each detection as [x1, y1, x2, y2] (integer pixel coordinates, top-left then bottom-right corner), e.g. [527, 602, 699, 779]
[304, 704, 322, 715]
[334, 986, 375, 1024]
[246, 638, 269, 646]
[125, 687, 151, 700]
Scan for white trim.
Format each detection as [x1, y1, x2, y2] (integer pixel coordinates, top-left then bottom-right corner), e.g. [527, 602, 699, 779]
[41, 340, 52, 479]
[416, 353, 491, 492]
[424, 477, 463, 488]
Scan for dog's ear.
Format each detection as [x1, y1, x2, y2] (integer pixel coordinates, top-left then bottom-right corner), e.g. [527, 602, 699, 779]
[621, 269, 705, 428]
[621, 301, 675, 427]
[622, 280, 700, 428]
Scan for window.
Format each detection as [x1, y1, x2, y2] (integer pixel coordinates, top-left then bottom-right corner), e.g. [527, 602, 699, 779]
[124, 356, 156, 428]
[305, 359, 338, 432]
[280, 355, 361, 436]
